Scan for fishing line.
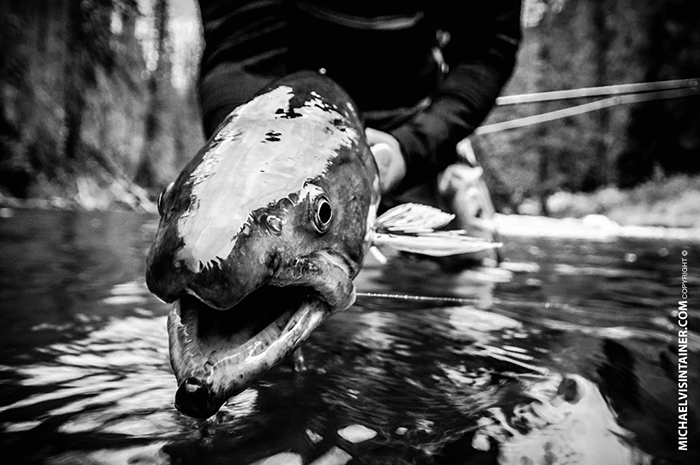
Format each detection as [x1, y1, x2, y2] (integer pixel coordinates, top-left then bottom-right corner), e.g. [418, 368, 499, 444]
[356, 292, 479, 305]
[356, 291, 573, 312]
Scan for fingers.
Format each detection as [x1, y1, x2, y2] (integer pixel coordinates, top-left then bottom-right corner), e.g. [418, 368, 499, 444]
[364, 128, 406, 195]
[365, 127, 389, 146]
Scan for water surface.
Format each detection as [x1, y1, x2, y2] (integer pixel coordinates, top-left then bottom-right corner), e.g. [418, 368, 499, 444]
[0, 208, 697, 464]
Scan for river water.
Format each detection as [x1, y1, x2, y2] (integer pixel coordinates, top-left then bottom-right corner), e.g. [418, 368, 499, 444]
[0, 208, 697, 464]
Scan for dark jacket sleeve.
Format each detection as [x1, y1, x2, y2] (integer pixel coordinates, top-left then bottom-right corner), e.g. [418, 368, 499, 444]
[390, 1, 522, 192]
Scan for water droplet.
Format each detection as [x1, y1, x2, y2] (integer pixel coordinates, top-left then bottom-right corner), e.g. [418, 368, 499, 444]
[310, 447, 351, 465]
[265, 215, 283, 234]
[306, 429, 323, 444]
[337, 424, 377, 443]
[254, 452, 302, 465]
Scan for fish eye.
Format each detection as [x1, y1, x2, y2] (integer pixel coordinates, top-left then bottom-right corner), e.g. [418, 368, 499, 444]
[312, 195, 333, 233]
[157, 182, 174, 216]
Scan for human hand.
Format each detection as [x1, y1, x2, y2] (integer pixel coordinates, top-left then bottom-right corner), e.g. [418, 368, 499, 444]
[365, 127, 407, 195]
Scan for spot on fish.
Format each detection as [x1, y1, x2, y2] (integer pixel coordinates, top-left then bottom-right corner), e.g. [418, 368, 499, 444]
[240, 222, 251, 237]
[275, 107, 302, 119]
[263, 214, 284, 234]
[264, 130, 282, 142]
[313, 101, 336, 114]
[306, 93, 338, 115]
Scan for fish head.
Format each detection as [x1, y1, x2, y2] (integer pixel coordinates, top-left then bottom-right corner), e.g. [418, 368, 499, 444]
[146, 178, 360, 312]
[145, 72, 380, 418]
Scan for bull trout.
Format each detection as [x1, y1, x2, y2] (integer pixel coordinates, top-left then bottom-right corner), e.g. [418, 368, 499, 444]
[146, 71, 499, 418]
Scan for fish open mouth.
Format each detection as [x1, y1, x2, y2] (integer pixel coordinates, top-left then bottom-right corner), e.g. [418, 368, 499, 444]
[168, 283, 333, 419]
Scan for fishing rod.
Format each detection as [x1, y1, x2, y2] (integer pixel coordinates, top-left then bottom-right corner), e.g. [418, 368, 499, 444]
[494, 78, 699, 106]
[477, 78, 700, 134]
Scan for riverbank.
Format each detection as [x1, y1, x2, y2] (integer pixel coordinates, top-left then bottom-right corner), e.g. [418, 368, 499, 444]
[0, 176, 157, 214]
[521, 175, 700, 229]
[1, 174, 699, 235]
[495, 213, 700, 242]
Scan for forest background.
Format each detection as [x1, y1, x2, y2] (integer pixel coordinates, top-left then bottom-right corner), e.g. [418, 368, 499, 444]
[1, 0, 699, 226]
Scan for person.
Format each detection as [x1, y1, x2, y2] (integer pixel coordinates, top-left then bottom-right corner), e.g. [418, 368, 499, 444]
[196, 1, 522, 259]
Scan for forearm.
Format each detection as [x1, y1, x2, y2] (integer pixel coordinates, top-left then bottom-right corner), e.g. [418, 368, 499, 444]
[390, 62, 514, 190]
[197, 0, 287, 137]
[390, 1, 522, 192]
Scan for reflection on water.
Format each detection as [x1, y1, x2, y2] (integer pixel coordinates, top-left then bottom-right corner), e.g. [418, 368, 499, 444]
[473, 374, 652, 465]
[0, 208, 698, 464]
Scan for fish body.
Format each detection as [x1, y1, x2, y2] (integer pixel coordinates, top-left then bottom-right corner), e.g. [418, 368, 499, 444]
[146, 71, 500, 418]
[146, 71, 380, 418]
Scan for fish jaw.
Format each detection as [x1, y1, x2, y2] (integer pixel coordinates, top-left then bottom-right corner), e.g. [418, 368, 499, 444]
[166, 252, 355, 419]
[168, 294, 330, 419]
[270, 254, 357, 310]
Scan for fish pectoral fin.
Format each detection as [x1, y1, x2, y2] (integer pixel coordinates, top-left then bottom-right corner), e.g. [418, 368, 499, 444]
[375, 203, 455, 234]
[372, 231, 502, 257]
[373, 203, 502, 257]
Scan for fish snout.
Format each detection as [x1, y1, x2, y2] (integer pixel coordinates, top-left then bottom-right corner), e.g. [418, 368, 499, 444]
[145, 256, 229, 308]
[145, 249, 186, 304]
[146, 245, 273, 310]
[175, 377, 224, 419]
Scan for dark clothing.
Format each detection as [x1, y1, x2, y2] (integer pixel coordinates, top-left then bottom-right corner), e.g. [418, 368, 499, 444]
[197, 0, 521, 192]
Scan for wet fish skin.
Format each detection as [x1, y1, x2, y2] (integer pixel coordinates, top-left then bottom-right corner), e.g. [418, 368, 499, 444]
[146, 71, 380, 311]
[145, 71, 501, 418]
[145, 71, 381, 418]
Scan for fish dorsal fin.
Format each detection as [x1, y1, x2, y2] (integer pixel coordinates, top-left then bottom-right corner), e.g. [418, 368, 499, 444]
[373, 203, 502, 257]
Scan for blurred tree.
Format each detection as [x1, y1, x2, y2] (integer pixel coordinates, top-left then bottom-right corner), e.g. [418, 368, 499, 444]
[134, 0, 172, 188]
[63, 0, 138, 161]
[0, 2, 31, 197]
[533, 3, 556, 216]
[1, 0, 697, 208]
[589, 0, 612, 188]
[617, 0, 700, 187]
[478, 0, 699, 214]
[0, 0, 142, 199]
